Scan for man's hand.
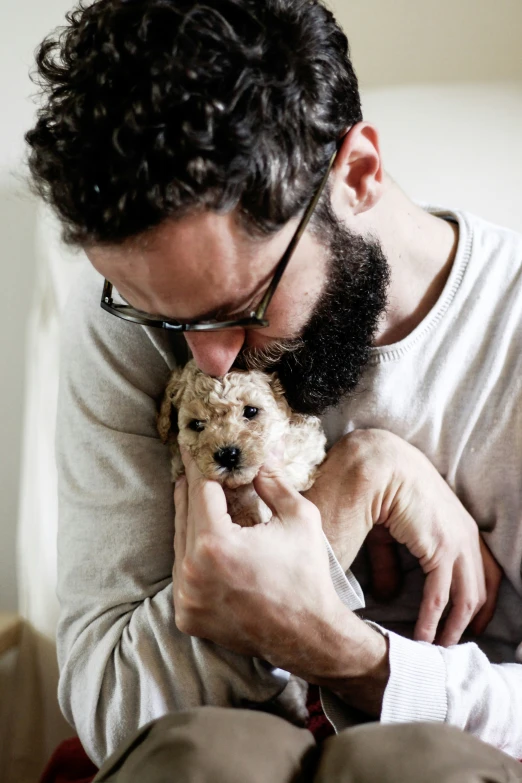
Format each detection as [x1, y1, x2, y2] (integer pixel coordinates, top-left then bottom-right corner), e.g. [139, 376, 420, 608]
[365, 527, 503, 641]
[172, 447, 388, 711]
[305, 429, 502, 647]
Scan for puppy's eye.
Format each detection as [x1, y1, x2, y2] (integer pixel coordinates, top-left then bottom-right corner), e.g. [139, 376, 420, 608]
[243, 406, 259, 419]
[188, 420, 205, 432]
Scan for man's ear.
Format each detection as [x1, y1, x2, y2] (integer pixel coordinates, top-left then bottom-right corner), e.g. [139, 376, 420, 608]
[330, 122, 384, 216]
[157, 367, 185, 444]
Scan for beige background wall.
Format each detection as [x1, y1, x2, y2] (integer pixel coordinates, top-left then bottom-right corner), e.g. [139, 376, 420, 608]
[330, 0, 522, 88]
[1, 1, 521, 614]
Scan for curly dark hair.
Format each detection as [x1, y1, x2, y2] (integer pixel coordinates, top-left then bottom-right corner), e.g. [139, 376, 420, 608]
[25, 0, 362, 246]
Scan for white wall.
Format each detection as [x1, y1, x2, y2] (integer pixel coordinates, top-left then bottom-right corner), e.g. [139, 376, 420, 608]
[330, 0, 522, 89]
[1, 1, 522, 614]
[1, 0, 75, 612]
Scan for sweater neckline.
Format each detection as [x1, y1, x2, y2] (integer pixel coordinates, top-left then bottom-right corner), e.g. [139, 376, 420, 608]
[369, 207, 473, 365]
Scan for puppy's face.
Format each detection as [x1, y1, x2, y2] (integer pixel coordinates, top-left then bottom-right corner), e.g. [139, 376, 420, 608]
[158, 361, 290, 488]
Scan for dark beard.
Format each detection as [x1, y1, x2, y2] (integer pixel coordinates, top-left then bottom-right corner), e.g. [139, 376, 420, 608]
[235, 215, 390, 415]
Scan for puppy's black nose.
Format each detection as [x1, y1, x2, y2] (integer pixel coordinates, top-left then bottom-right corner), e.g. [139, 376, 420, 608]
[214, 446, 241, 470]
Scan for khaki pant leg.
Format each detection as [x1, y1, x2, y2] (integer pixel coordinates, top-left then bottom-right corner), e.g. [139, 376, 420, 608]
[313, 722, 522, 783]
[93, 706, 317, 783]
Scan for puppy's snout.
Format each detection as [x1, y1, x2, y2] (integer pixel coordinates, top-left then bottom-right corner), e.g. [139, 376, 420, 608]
[214, 446, 241, 470]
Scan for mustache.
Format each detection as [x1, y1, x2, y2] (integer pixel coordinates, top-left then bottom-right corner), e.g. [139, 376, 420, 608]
[234, 337, 304, 372]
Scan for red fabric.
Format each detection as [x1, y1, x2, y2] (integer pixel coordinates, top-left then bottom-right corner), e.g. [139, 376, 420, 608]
[305, 684, 336, 743]
[39, 737, 98, 783]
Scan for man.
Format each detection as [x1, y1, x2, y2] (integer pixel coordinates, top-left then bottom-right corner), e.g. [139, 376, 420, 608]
[26, 0, 522, 780]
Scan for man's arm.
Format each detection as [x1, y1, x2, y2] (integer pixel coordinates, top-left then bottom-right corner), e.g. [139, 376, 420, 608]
[173, 438, 522, 760]
[305, 429, 499, 646]
[56, 264, 289, 766]
[316, 614, 522, 759]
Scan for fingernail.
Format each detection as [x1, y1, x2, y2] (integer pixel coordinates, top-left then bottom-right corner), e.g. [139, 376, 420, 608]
[175, 475, 186, 488]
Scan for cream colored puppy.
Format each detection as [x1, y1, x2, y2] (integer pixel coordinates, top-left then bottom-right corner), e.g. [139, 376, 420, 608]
[158, 359, 327, 723]
[157, 359, 326, 528]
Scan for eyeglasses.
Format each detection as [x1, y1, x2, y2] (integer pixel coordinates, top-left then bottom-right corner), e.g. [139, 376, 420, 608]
[100, 144, 339, 332]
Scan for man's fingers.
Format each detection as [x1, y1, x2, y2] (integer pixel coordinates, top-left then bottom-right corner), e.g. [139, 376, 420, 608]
[436, 563, 480, 647]
[366, 526, 403, 602]
[174, 476, 188, 561]
[469, 594, 496, 636]
[437, 600, 476, 647]
[469, 538, 502, 635]
[180, 447, 229, 534]
[254, 457, 313, 523]
[414, 566, 451, 643]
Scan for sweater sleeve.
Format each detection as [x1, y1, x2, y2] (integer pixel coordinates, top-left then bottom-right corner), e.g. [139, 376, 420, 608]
[55, 265, 290, 766]
[380, 628, 522, 760]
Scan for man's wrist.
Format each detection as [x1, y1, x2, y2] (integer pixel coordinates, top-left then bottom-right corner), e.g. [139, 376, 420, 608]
[309, 605, 390, 717]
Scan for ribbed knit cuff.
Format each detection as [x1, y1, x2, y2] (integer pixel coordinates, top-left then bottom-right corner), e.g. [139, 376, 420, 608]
[323, 532, 365, 611]
[377, 626, 448, 724]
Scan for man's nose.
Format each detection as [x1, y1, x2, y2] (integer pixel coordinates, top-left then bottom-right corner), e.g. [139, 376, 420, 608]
[185, 330, 245, 377]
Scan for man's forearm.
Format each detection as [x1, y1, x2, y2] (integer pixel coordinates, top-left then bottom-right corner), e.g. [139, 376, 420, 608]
[299, 604, 390, 717]
[322, 633, 390, 717]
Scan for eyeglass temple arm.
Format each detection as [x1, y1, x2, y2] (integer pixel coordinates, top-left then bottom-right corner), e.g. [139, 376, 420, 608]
[102, 278, 113, 303]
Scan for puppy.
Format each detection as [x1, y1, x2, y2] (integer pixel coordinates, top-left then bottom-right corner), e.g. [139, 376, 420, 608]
[157, 359, 326, 528]
[157, 359, 327, 723]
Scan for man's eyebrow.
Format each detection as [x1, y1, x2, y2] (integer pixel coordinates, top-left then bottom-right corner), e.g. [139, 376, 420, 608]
[186, 295, 256, 322]
[119, 293, 247, 322]
[118, 267, 273, 321]
[181, 307, 222, 323]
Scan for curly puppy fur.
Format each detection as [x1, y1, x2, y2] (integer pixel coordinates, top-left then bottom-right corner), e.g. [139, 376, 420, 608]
[158, 360, 326, 528]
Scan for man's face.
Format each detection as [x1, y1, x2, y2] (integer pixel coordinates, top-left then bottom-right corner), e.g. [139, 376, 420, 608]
[86, 206, 389, 414]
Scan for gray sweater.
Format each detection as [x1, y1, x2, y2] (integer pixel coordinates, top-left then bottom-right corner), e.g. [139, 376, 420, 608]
[56, 207, 522, 765]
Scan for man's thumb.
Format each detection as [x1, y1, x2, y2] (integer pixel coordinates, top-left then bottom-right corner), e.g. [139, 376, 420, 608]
[254, 456, 302, 521]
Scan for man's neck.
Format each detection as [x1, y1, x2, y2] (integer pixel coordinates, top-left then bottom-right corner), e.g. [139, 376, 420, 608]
[362, 176, 460, 347]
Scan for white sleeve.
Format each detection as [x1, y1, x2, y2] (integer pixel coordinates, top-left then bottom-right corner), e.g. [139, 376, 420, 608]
[381, 629, 522, 760]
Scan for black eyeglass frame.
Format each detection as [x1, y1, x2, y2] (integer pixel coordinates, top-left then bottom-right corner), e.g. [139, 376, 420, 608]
[100, 144, 339, 332]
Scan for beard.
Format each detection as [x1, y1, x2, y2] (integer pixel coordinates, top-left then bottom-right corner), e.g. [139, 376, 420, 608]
[234, 208, 390, 415]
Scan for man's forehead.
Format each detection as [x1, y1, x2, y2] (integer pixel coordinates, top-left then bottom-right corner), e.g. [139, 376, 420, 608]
[94, 211, 291, 273]
[131, 210, 268, 253]
[87, 210, 296, 318]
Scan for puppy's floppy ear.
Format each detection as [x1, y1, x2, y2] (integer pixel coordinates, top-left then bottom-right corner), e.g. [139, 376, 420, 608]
[157, 366, 185, 444]
[267, 372, 286, 401]
[267, 371, 294, 417]
[268, 372, 307, 422]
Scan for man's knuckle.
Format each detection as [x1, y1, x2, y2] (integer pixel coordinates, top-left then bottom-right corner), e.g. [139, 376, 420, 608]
[194, 532, 215, 559]
[175, 610, 197, 636]
[173, 588, 204, 634]
[461, 598, 477, 616]
[428, 593, 448, 612]
[264, 464, 285, 481]
[180, 555, 204, 587]
[417, 622, 436, 639]
[300, 496, 320, 521]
